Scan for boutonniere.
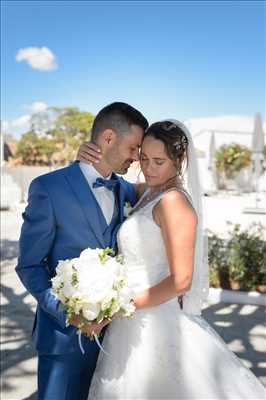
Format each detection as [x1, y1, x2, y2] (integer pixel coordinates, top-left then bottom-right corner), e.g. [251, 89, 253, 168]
[123, 201, 133, 218]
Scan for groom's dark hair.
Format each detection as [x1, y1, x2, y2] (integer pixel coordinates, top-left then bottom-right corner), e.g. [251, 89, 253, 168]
[91, 102, 148, 140]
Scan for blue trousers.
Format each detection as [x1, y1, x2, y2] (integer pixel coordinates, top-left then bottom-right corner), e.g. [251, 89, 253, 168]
[38, 339, 101, 400]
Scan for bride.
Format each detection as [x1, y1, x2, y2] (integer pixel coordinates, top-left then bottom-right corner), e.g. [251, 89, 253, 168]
[79, 120, 265, 399]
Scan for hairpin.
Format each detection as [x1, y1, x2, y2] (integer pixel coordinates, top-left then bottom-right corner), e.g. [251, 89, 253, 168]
[174, 135, 188, 152]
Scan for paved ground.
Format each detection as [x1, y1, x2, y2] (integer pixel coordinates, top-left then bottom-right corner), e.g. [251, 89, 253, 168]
[1, 206, 266, 400]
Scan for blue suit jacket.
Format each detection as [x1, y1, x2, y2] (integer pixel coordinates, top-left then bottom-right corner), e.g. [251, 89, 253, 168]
[16, 161, 137, 354]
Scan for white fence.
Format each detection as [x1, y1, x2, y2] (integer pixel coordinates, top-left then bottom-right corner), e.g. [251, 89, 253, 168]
[1, 165, 61, 209]
[1, 160, 261, 210]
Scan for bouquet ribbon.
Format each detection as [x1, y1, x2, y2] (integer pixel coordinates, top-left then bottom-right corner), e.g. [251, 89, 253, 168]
[78, 332, 110, 356]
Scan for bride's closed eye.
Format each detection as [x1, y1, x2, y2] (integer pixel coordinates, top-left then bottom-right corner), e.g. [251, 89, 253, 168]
[140, 155, 165, 166]
[155, 160, 165, 166]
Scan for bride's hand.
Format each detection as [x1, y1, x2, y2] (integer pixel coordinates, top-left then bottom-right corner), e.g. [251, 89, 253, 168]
[77, 141, 102, 165]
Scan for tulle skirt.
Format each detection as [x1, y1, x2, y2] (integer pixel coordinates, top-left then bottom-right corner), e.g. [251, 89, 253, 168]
[88, 300, 265, 399]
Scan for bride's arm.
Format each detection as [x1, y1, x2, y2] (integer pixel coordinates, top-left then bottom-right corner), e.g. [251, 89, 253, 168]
[132, 191, 198, 310]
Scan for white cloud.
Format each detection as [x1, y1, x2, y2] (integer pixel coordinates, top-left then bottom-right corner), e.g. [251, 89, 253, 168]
[16, 47, 58, 71]
[3, 101, 49, 137]
[1, 116, 30, 138]
[1, 120, 10, 134]
[11, 115, 31, 129]
[25, 101, 48, 114]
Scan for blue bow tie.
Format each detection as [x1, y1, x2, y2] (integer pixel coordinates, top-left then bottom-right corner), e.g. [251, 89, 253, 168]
[92, 177, 119, 192]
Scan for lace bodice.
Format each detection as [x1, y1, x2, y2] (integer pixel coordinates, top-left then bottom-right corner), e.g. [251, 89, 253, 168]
[117, 188, 192, 295]
[88, 189, 266, 400]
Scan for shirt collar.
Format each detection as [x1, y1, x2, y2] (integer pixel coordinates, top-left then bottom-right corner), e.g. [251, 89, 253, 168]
[79, 162, 112, 185]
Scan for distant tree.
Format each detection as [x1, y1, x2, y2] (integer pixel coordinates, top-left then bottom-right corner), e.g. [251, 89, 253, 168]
[15, 106, 94, 165]
[49, 107, 94, 164]
[30, 107, 59, 136]
[16, 131, 57, 165]
[53, 107, 94, 141]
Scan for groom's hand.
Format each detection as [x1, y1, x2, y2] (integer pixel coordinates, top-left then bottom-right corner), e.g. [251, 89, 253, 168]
[69, 314, 83, 328]
[77, 141, 102, 165]
[69, 311, 123, 337]
[81, 319, 111, 337]
[69, 315, 109, 336]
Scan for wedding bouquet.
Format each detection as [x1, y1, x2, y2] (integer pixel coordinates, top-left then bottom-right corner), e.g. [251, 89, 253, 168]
[51, 247, 135, 339]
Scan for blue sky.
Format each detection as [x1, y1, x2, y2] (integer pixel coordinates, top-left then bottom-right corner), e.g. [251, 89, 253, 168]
[1, 0, 265, 136]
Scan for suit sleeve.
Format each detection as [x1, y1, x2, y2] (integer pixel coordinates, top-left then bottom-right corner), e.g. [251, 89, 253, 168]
[16, 178, 66, 329]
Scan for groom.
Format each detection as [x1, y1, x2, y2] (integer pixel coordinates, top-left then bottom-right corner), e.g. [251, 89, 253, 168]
[16, 102, 148, 400]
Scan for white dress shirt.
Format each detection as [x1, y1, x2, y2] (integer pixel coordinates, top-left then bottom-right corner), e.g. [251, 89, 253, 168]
[79, 162, 115, 225]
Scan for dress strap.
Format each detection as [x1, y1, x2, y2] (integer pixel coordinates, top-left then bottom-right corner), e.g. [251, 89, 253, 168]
[131, 186, 195, 219]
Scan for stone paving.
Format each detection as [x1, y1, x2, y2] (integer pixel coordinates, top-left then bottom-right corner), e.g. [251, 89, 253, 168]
[1, 205, 265, 400]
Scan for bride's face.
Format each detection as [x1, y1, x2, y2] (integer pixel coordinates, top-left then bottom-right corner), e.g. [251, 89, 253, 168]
[140, 136, 177, 187]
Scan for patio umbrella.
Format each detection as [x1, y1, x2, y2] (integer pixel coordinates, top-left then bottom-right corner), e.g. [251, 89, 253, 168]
[208, 131, 216, 170]
[206, 131, 218, 192]
[251, 113, 265, 191]
[243, 113, 266, 214]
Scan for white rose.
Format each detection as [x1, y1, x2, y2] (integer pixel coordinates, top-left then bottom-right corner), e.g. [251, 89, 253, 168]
[107, 258, 122, 276]
[82, 302, 101, 321]
[73, 257, 90, 272]
[56, 260, 76, 287]
[56, 259, 71, 274]
[51, 275, 63, 291]
[78, 267, 115, 303]
[79, 248, 102, 264]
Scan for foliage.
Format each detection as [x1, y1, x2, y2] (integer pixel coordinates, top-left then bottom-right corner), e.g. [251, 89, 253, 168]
[208, 232, 230, 289]
[15, 106, 94, 165]
[215, 143, 251, 179]
[264, 144, 266, 160]
[208, 223, 266, 292]
[53, 107, 94, 141]
[16, 132, 57, 166]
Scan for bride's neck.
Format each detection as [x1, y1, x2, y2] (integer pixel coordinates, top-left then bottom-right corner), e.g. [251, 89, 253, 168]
[149, 175, 180, 193]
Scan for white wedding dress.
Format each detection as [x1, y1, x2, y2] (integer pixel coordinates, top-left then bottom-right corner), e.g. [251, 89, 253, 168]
[88, 190, 265, 399]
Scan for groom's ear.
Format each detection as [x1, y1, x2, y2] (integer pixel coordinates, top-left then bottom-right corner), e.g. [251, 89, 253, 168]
[102, 129, 117, 145]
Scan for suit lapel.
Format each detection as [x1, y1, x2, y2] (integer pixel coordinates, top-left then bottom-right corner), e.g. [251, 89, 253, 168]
[64, 162, 106, 248]
[112, 173, 126, 223]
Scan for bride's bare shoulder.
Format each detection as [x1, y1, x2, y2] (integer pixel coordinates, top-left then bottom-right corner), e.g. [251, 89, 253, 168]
[154, 189, 198, 226]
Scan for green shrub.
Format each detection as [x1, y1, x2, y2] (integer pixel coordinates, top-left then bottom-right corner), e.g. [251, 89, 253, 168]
[208, 233, 231, 289]
[215, 143, 251, 179]
[208, 223, 266, 292]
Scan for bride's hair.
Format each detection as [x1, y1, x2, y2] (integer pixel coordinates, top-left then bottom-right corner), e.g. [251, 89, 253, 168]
[143, 121, 189, 176]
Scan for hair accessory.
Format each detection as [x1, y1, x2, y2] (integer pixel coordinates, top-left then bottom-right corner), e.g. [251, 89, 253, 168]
[173, 134, 188, 154]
